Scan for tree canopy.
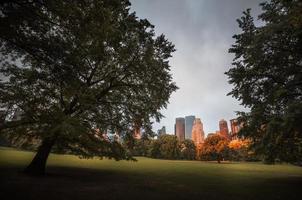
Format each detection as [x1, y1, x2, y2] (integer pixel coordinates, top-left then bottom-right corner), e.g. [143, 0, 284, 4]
[179, 139, 196, 160]
[0, 0, 177, 174]
[199, 134, 229, 163]
[149, 134, 180, 159]
[226, 0, 302, 163]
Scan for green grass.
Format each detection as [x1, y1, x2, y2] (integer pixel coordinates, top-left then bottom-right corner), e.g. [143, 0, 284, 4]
[1, 147, 302, 200]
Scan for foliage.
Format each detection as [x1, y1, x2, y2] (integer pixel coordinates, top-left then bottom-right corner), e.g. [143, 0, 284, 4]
[148, 134, 180, 159]
[129, 137, 151, 157]
[158, 134, 180, 159]
[136, 136, 257, 162]
[225, 0, 302, 163]
[179, 139, 196, 160]
[149, 138, 161, 158]
[228, 139, 249, 150]
[228, 139, 255, 161]
[199, 134, 229, 163]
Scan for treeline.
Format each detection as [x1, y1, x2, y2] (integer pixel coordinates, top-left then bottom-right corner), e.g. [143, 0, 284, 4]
[127, 135, 196, 160]
[127, 134, 259, 162]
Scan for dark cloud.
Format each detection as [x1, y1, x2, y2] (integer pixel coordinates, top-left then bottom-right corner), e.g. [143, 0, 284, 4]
[130, 0, 263, 134]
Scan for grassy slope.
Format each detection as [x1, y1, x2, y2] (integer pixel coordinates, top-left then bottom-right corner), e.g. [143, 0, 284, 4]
[1, 147, 302, 200]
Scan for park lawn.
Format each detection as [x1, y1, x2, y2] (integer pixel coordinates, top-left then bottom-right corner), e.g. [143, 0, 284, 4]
[0, 147, 302, 200]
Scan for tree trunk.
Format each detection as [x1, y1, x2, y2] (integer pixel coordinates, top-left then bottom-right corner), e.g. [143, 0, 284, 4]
[24, 137, 56, 175]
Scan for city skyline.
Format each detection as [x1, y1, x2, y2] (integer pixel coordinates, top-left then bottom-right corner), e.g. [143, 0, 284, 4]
[130, 0, 263, 134]
[169, 116, 234, 138]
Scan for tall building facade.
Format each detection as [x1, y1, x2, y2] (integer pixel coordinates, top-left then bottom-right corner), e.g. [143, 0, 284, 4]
[230, 119, 243, 140]
[219, 119, 230, 139]
[175, 117, 185, 141]
[191, 118, 205, 145]
[133, 119, 142, 139]
[185, 115, 195, 139]
[133, 127, 141, 139]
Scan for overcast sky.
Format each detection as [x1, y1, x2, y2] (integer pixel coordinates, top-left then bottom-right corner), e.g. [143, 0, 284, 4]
[130, 0, 263, 135]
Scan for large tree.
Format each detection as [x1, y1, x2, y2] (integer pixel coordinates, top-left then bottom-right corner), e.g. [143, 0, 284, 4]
[0, 0, 177, 175]
[226, 0, 302, 163]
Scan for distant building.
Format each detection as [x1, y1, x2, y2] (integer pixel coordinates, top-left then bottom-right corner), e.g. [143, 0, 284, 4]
[133, 127, 141, 139]
[157, 126, 166, 136]
[175, 117, 185, 141]
[219, 119, 230, 139]
[230, 118, 243, 140]
[185, 115, 195, 139]
[191, 118, 205, 145]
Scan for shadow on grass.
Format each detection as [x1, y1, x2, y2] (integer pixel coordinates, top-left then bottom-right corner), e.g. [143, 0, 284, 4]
[45, 167, 119, 182]
[0, 166, 173, 200]
[1, 165, 302, 200]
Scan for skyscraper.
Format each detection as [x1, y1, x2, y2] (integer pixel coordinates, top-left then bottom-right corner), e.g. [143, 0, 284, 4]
[230, 118, 243, 140]
[185, 115, 195, 139]
[133, 127, 141, 139]
[133, 119, 142, 139]
[175, 117, 185, 141]
[219, 119, 229, 139]
[191, 118, 205, 145]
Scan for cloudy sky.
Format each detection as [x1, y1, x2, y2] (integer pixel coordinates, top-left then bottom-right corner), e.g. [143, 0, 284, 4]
[130, 0, 263, 135]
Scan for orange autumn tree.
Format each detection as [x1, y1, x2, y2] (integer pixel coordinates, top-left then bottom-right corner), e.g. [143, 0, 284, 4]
[228, 139, 249, 150]
[228, 139, 252, 161]
[199, 134, 229, 163]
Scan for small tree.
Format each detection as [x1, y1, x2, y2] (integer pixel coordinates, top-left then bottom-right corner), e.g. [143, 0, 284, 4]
[130, 137, 151, 157]
[200, 134, 229, 163]
[158, 134, 180, 159]
[180, 139, 196, 160]
[149, 139, 161, 158]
